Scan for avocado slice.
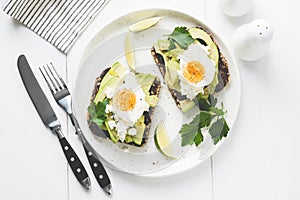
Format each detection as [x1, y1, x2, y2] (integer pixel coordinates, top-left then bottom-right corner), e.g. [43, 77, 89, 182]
[158, 39, 170, 51]
[104, 120, 119, 143]
[132, 116, 146, 145]
[136, 73, 160, 106]
[181, 100, 195, 112]
[188, 27, 219, 94]
[136, 73, 156, 93]
[145, 95, 158, 107]
[125, 135, 133, 143]
[165, 57, 180, 90]
[188, 28, 219, 65]
[94, 62, 128, 103]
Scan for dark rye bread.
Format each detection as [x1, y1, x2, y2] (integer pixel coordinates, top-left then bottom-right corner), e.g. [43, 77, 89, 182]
[87, 67, 161, 147]
[151, 27, 230, 108]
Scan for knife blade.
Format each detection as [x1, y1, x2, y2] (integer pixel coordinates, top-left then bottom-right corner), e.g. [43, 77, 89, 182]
[17, 55, 91, 190]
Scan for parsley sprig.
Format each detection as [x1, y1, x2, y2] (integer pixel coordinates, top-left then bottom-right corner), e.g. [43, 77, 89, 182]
[168, 27, 194, 50]
[87, 99, 109, 127]
[179, 95, 230, 146]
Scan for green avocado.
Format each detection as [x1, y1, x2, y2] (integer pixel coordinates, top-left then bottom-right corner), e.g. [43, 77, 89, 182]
[145, 95, 158, 107]
[158, 39, 170, 51]
[132, 116, 146, 145]
[136, 73, 159, 107]
[136, 73, 156, 93]
[104, 120, 119, 143]
[188, 28, 219, 65]
[181, 100, 195, 112]
[188, 27, 219, 94]
[94, 62, 128, 103]
[165, 57, 180, 90]
[125, 135, 133, 143]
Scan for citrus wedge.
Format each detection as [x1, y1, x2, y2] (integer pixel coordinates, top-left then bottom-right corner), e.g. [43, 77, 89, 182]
[129, 16, 163, 32]
[154, 123, 176, 159]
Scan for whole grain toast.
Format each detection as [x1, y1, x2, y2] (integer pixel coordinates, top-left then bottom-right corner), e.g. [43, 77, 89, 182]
[87, 67, 161, 147]
[151, 26, 230, 110]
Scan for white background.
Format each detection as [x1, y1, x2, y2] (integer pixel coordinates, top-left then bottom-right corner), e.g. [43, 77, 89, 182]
[1, 0, 299, 199]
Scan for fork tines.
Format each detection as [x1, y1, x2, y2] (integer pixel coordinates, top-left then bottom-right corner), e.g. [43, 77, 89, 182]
[39, 63, 67, 94]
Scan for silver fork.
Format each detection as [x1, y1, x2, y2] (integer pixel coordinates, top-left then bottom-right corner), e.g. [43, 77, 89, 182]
[40, 63, 112, 195]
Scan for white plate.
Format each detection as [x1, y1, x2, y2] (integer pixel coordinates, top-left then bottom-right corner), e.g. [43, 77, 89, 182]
[73, 9, 241, 177]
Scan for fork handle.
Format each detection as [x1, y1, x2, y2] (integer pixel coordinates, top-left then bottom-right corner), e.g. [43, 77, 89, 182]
[69, 114, 112, 192]
[81, 138, 111, 189]
[69, 113, 81, 134]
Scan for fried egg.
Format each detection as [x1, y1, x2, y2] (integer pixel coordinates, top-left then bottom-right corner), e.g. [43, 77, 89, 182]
[178, 44, 216, 100]
[105, 72, 149, 141]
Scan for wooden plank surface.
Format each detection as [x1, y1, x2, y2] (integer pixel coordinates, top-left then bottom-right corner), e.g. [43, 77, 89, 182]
[205, 0, 300, 199]
[0, 6, 68, 200]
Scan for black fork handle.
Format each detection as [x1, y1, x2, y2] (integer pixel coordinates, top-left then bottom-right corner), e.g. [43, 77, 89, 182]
[69, 113, 81, 133]
[69, 113, 112, 192]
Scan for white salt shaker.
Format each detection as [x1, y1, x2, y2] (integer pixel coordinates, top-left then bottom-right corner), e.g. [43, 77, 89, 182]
[219, 0, 254, 17]
[232, 19, 274, 61]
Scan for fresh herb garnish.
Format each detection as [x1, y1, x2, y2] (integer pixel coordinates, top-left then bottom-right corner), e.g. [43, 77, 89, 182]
[168, 27, 194, 50]
[179, 95, 230, 146]
[87, 99, 109, 127]
[209, 117, 229, 145]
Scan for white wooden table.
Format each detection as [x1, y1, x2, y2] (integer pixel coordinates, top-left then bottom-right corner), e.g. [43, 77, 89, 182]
[1, 0, 299, 199]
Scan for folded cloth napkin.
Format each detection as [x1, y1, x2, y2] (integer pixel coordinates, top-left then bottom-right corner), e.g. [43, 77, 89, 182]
[2, 0, 109, 53]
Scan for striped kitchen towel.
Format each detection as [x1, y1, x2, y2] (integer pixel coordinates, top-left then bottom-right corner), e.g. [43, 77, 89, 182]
[2, 0, 109, 53]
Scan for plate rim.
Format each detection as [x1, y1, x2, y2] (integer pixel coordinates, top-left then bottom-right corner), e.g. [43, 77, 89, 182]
[73, 8, 241, 178]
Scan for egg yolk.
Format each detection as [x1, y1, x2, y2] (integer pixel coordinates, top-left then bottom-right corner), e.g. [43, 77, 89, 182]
[183, 61, 205, 83]
[115, 89, 136, 111]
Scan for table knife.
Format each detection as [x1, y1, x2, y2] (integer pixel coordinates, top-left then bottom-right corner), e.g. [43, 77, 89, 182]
[17, 55, 91, 190]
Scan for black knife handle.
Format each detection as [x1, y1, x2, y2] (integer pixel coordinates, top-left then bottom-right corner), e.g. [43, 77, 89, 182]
[51, 125, 91, 190]
[82, 142, 111, 189]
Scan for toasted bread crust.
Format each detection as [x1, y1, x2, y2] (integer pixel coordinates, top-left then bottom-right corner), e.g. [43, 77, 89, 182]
[197, 27, 230, 92]
[215, 53, 230, 92]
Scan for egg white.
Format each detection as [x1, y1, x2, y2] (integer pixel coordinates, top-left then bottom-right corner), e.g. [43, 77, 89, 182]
[177, 44, 216, 100]
[105, 72, 149, 141]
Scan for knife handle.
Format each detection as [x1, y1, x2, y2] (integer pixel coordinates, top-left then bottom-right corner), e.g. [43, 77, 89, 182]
[51, 125, 91, 190]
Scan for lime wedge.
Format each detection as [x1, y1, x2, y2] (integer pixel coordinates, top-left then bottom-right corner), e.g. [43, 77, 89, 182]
[124, 33, 135, 69]
[129, 16, 163, 32]
[154, 123, 176, 159]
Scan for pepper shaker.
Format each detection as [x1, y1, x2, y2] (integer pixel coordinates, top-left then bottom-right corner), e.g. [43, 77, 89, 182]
[232, 19, 274, 61]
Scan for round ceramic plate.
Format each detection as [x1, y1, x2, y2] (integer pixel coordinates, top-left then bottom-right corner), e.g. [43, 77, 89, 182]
[73, 9, 241, 177]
